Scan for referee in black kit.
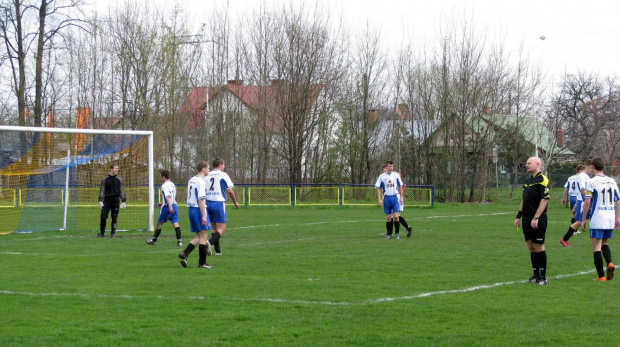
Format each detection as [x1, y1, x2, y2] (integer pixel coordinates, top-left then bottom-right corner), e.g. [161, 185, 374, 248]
[514, 157, 551, 285]
[98, 163, 126, 238]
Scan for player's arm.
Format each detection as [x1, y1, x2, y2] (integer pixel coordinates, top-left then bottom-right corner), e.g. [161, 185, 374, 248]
[377, 188, 383, 206]
[581, 194, 592, 227]
[99, 177, 106, 202]
[199, 198, 207, 225]
[562, 187, 568, 204]
[614, 199, 620, 230]
[615, 200, 620, 230]
[166, 195, 174, 213]
[227, 188, 240, 209]
[118, 177, 127, 209]
[531, 181, 550, 229]
[118, 177, 126, 203]
[514, 200, 523, 228]
[530, 198, 548, 230]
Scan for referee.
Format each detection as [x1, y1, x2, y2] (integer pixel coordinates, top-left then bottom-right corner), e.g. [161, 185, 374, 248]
[98, 163, 126, 238]
[514, 157, 550, 285]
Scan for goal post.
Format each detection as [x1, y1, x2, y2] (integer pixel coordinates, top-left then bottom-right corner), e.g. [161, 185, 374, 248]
[0, 125, 154, 234]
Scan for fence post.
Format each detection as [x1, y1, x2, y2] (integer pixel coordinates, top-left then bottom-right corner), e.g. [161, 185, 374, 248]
[291, 184, 295, 208]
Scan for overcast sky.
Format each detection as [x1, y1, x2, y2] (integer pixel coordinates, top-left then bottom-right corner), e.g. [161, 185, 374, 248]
[94, 0, 620, 82]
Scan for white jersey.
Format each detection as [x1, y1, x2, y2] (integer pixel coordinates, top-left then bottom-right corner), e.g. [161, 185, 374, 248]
[394, 171, 405, 211]
[187, 175, 207, 207]
[205, 169, 234, 202]
[585, 174, 620, 230]
[564, 175, 580, 197]
[375, 172, 403, 196]
[160, 180, 177, 207]
[575, 171, 591, 202]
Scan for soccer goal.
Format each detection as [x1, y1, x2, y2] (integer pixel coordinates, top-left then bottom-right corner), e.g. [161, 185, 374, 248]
[0, 125, 154, 234]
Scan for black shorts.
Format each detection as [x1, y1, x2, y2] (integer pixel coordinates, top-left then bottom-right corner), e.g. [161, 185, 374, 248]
[522, 218, 547, 244]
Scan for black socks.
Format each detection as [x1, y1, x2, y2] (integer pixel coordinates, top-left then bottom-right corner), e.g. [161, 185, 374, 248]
[175, 227, 182, 241]
[602, 244, 613, 265]
[153, 228, 161, 242]
[531, 251, 547, 279]
[594, 251, 605, 278]
[563, 227, 575, 242]
[385, 221, 393, 236]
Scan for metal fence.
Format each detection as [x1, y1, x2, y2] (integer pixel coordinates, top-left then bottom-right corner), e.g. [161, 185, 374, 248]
[0, 183, 434, 208]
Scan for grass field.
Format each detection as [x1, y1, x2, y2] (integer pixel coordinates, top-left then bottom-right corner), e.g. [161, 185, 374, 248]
[1, 199, 619, 346]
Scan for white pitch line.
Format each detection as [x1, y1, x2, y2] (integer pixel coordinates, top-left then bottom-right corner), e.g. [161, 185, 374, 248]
[0, 212, 513, 241]
[230, 212, 513, 230]
[238, 269, 602, 306]
[0, 268, 605, 305]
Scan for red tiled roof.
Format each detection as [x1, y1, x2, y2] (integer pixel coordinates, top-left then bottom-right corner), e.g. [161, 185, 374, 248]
[92, 117, 122, 129]
[180, 80, 324, 132]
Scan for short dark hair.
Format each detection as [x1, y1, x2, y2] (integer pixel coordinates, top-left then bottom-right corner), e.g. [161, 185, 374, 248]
[592, 157, 605, 171]
[585, 159, 593, 166]
[110, 163, 118, 169]
[385, 161, 394, 165]
[212, 157, 224, 168]
[576, 164, 585, 172]
[196, 161, 209, 172]
[160, 170, 170, 179]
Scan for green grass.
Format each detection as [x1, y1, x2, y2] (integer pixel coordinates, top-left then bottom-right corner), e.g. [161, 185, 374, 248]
[1, 200, 618, 346]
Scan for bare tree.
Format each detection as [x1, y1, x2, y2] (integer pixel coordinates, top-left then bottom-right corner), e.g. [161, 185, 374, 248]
[553, 73, 620, 162]
[242, 4, 344, 183]
[336, 25, 389, 184]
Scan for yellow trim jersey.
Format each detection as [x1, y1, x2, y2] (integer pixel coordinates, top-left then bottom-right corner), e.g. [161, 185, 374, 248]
[521, 172, 550, 220]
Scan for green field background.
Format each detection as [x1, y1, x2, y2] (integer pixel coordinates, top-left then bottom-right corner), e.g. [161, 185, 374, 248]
[1, 199, 618, 346]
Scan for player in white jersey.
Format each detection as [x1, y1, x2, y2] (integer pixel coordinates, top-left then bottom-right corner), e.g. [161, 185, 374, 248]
[561, 160, 593, 247]
[205, 157, 240, 255]
[580, 157, 619, 281]
[375, 161, 404, 239]
[147, 170, 183, 246]
[178, 161, 212, 268]
[561, 165, 585, 226]
[391, 168, 413, 238]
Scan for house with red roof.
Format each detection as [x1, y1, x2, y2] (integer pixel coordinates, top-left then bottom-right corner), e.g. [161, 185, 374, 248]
[178, 79, 331, 182]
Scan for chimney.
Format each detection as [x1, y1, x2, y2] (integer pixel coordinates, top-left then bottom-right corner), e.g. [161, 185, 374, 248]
[227, 80, 243, 86]
[369, 109, 380, 123]
[271, 79, 288, 87]
[555, 130, 565, 147]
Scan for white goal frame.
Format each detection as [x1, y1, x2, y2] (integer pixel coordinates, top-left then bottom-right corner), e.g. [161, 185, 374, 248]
[0, 125, 155, 232]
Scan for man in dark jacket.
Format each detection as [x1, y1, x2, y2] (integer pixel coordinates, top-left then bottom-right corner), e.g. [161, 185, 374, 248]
[98, 163, 126, 237]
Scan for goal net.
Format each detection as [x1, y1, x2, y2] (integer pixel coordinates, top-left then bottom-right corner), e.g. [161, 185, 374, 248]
[0, 126, 154, 234]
